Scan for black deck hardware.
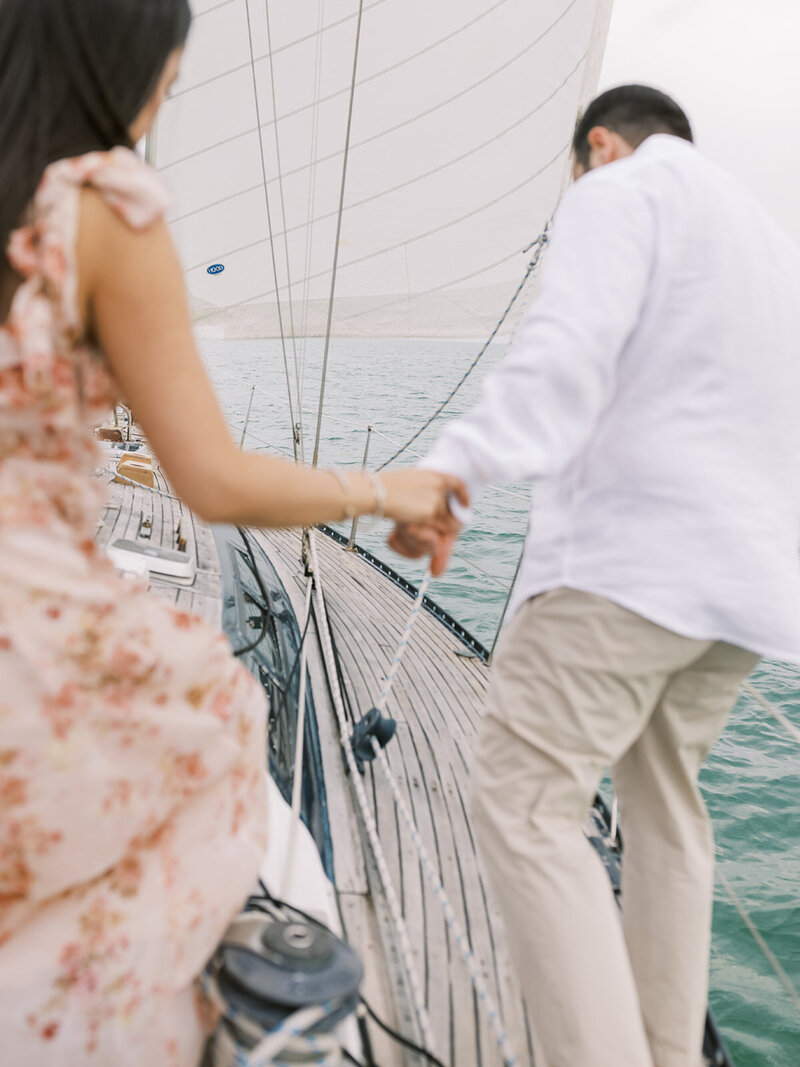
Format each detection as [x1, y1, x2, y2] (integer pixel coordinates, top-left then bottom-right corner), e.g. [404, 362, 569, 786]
[350, 708, 398, 774]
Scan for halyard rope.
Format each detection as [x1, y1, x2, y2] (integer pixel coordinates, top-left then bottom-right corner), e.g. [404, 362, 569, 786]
[307, 532, 436, 1054]
[373, 573, 431, 715]
[360, 567, 519, 1066]
[367, 731, 519, 1067]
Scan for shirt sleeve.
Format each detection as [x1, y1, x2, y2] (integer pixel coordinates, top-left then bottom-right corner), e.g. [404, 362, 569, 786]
[419, 172, 656, 521]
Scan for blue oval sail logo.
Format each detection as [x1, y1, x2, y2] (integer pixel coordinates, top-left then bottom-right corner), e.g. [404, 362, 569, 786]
[207, 263, 225, 275]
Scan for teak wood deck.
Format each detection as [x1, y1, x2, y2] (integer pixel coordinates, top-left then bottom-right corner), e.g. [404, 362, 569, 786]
[255, 525, 535, 1067]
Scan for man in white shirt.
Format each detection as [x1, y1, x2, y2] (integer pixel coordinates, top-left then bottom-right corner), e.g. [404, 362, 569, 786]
[390, 84, 800, 1067]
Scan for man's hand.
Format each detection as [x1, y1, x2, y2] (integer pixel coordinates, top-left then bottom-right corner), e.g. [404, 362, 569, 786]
[388, 518, 462, 577]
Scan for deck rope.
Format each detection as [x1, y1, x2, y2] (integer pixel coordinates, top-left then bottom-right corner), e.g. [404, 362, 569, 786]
[307, 532, 436, 1055]
[361, 572, 519, 1067]
[367, 733, 519, 1067]
[373, 572, 431, 715]
[200, 965, 338, 1067]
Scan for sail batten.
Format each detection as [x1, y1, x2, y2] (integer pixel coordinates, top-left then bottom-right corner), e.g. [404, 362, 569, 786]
[155, 0, 613, 339]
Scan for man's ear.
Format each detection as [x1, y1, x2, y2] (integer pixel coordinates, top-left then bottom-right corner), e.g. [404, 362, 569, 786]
[587, 125, 614, 163]
[587, 126, 634, 167]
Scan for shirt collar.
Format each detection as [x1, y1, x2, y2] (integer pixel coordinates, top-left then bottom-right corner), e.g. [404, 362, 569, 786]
[634, 133, 696, 159]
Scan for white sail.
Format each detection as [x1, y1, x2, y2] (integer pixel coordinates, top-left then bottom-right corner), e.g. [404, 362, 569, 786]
[152, 0, 613, 339]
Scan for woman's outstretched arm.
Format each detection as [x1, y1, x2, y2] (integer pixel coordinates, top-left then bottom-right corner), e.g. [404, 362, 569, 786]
[78, 189, 466, 531]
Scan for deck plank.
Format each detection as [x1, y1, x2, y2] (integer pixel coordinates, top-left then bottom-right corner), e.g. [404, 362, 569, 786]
[256, 526, 533, 1067]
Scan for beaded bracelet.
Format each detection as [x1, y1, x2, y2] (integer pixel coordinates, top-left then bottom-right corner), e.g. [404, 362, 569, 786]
[328, 468, 356, 520]
[367, 472, 387, 519]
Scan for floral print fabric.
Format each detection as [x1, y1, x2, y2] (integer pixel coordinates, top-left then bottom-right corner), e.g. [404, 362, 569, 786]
[0, 150, 269, 1066]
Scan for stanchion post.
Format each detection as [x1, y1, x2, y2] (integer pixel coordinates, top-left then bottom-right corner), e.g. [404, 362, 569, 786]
[239, 385, 256, 450]
[348, 425, 373, 549]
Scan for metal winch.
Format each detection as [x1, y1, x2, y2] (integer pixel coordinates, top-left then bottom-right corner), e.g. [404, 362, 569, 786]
[205, 902, 363, 1067]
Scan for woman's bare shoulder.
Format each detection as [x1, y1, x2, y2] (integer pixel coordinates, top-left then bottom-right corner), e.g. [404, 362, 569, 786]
[76, 186, 175, 326]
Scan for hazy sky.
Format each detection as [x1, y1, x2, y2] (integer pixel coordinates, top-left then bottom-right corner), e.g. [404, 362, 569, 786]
[598, 0, 800, 239]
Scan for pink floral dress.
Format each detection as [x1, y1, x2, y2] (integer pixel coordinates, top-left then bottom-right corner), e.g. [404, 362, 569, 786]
[0, 150, 269, 1066]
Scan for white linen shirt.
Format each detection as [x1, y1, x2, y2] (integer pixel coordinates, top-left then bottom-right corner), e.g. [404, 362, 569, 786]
[421, 135, 800, 662]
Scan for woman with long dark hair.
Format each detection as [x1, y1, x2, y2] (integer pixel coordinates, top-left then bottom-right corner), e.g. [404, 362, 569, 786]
[0, 2, 464, 1062]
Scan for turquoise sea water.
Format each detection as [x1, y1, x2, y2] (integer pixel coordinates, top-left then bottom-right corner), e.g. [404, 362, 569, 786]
[203, 336, 800, 1066]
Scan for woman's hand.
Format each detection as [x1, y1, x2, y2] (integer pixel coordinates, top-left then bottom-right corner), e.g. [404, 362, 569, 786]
[379, 469, 468, 526]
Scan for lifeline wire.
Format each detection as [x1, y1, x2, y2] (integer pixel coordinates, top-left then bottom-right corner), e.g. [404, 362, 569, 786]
[716, 866, 800, 1014]
[742, 680, 800, 747]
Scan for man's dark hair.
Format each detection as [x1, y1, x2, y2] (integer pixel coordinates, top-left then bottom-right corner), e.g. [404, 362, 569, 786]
[572, 85, 693, 170]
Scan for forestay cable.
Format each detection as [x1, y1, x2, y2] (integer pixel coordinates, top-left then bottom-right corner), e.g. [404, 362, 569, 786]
[243, 0, 299, 459]
[312, 0, 366, 468]
[262, 0, 305, 460]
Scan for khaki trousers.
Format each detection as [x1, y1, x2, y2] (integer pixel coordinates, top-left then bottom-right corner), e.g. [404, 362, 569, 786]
[471, 589, 758, 1067]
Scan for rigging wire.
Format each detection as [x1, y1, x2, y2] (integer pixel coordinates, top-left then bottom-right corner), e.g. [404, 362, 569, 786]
[741, 679, 800, 747]
[171, 46, 586, 242]
[166, 0, 581, 178]
[312, 0, 366, 468]
[298, 0, 327, 416]
[243, 0, 299, 460]
[262, 0, 305, 460]
[181, 0, 391, 93]
[181, 0, 511, 108]
[377, 226, 549, 469]
[306, 531, 437, 1053]
[184, 137, 566, 285]
[716, 865, 800, 1014]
